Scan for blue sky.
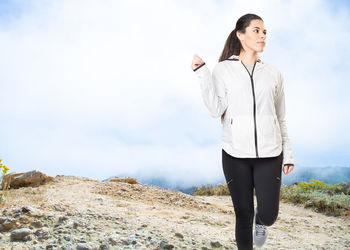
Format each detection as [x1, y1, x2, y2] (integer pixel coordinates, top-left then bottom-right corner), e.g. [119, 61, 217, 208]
[0, 0, 349, 187]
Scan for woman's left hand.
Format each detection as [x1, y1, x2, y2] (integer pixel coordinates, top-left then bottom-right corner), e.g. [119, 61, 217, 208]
[283, 164, 294, 175]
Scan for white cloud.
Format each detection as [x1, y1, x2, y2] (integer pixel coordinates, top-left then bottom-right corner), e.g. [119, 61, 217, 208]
[0, 0, 349, 186]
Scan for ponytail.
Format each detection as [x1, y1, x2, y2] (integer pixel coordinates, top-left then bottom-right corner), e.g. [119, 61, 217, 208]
[218, 28, 241, 63]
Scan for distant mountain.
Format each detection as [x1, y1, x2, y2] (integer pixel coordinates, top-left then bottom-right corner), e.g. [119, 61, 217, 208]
[103, 166, 350, 195]
[281, 166, 350, 185]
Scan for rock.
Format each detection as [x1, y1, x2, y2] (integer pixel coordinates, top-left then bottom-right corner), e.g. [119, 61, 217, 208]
[0, 216, 8, 224]
[61, 244, 74, 250]
[31, 220, 43, 228]
[2, 218, 19, 231]
[22, 205, 38, 214]
[1, 170, 54, 190]
[175, 232, 184, 239]
[96, 197, 105, 202]
[19, 215, 31, 224]
[58, 216, 69, 223]
[99, 243, 109, 250]
[120, 237, 131, 245]
[108, 234, 119, 245]
[29, 246, 43, 250]
[108, 176, 139, 184]
[210, 241, 222, 248]
[54, 204, 65, 212]
[10, 227, 33, 241]
[159, 239, 174, 249]
[76, 243, 91, 250]
[46, 243, 58, 249]
[64, 235, 72, 241]
[34, 227, 50, 240]
[73, 221, 81, 229]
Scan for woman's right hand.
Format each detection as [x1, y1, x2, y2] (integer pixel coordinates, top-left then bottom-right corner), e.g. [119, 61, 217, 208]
[191, 54, 204, 70]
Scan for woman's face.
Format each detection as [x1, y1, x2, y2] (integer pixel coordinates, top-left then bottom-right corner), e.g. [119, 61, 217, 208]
[237, 19, 266, 53]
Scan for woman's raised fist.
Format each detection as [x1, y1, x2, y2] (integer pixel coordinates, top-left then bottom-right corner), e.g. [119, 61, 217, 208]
[191, 54, 204, 70]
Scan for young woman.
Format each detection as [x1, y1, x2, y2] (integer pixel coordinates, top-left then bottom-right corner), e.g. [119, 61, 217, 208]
[191, 13, 295, 249]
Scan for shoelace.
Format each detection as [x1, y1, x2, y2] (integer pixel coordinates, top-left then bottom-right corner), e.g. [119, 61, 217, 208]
[255, 224, 266, 236]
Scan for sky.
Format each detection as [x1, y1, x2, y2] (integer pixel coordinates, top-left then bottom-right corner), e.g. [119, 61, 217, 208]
[0, 0, 349, 187]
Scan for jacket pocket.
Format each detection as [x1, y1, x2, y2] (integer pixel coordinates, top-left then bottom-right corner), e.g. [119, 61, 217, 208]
[260, 115, 276, 137]
[230, 116, 254, 151]
[257, 115, 280, 150]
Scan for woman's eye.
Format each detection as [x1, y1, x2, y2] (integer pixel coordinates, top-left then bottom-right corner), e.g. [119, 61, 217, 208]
[254, 29, 266, 35]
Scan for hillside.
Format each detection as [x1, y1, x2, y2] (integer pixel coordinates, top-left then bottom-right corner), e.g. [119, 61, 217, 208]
[0, 175, 349, 249]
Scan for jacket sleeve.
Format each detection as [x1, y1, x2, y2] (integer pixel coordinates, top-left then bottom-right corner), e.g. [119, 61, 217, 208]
[275, 71, 294, 166]
[193, 62, 228, 118]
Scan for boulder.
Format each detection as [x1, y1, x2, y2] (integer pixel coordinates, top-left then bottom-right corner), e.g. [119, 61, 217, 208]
[1, 170, 54, 190]
[108, 176, 139, 184]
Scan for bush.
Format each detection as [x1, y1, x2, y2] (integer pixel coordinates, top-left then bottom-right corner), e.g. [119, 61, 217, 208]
[281, 179, 350, 217]
[0, 158, 10, 204]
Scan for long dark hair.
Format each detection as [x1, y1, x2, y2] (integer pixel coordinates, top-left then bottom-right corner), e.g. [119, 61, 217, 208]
[219, 14, 263, 123]
[218, 13, 263, 63]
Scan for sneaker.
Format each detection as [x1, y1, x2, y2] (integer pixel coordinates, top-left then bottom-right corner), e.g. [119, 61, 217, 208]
[253, 207, 268, 247]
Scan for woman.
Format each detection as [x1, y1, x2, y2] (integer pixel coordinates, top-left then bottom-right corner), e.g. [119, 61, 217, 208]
[191, 13, 295, 249]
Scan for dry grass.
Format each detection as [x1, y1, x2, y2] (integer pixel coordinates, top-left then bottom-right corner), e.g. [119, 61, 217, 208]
[0, 185, 48, 209]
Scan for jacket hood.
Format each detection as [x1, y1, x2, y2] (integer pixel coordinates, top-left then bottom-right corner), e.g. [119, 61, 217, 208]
[228, 54, 264, 64]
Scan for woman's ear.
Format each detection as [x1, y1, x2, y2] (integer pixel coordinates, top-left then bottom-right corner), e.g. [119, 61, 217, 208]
[236, 31, 243, 41]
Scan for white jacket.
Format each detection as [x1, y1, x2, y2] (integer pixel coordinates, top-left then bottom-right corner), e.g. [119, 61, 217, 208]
[193, 54, 294, 166]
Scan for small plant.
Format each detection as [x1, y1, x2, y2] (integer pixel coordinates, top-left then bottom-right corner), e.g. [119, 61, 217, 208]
[0, 158, 10, 204]
[193, 183, 230, 196]
[281, 179, 350, 217]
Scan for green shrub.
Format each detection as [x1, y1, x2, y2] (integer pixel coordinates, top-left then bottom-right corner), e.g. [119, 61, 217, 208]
[281, 179, 350, 217]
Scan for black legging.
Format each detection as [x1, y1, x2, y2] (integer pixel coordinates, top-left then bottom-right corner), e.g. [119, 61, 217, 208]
[222, 149, 283, 250]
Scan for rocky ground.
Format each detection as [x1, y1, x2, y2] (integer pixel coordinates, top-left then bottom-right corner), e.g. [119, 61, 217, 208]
[0, 175, 349, 249]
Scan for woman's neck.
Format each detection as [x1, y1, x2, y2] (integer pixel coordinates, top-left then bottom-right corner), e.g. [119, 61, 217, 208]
[238, 51, 258, 65]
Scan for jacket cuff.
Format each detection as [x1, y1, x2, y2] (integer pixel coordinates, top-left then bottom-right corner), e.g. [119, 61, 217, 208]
[193, 62, 206, 72]
[282, 146, 294, 166]
[193, 63, 211, 83]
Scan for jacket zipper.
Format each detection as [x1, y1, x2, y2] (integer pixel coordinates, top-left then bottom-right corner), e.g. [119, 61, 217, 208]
[242, 61, 259, 158]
